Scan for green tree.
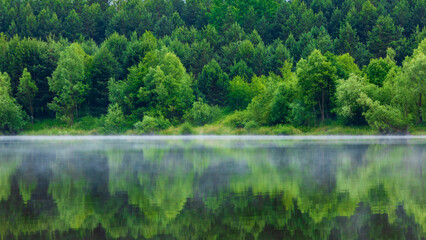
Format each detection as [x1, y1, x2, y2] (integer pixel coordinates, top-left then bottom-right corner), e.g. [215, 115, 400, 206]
[364, 57, 395, 87]
[138, 50, 194, 120]
[197, 59, 229, 106]
[17, 68, 38, 124]
[0, 72, 25, 133]
[63, 10, 83, 41]
[227, 76, 253, 110]
[104, 103, 126, 133]
[336, 22, 358, 56]
[335, 74, 378, 125]
[368, 16, 403, 58]
[87, 46, 119, 115]
[48, 43, 88, 125]
[296, 49, 337, 122]
[357, 93, 408, 132]
[397, 40, 426, 123]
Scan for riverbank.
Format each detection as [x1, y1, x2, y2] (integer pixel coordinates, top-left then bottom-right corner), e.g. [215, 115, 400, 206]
[17, 117, 426, 136]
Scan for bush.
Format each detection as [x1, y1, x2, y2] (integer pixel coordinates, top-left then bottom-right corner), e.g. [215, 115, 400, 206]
[289, 100, 316, 126]
[274, 125, 302, 135]
[180, 122, 194, 135]
[227, 76, 253, 110]
[134, 115, 171, 134]
[0, 94, 26, 133]
[357, 93, 408, 133]
[104, 104, 126, 133]
[244, 120, 259, 132]
[223, 111, 249, 128]
[0, 72, 26, 133]
[184, 101, 221, 126]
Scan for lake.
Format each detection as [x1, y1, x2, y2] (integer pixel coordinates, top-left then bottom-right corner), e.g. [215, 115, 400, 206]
[0, 136, 424, 239]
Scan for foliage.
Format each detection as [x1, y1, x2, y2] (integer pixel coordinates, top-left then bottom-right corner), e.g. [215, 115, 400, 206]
[197, 59, 229, 106]
[179, 122, 194, 135]
[134, 115, 171, 134]
[335, 74, 378, 125]
[17, 68, 37, 123]
[104, 103, 126, 134]
[137, 50, 194, 121]
[227, 76, 254, 110]
[357, 93, 408, 133]
[0, 72, 26, 133]
[296, 49, 337, 122]
[0, 0, 425, 134]
[223, 111, 249, 128]
[48, 43, 88, 126]
[184, 101, 221, 126]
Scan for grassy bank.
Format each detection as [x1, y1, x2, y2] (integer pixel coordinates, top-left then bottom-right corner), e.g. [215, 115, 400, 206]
[18, 116, 426, 136]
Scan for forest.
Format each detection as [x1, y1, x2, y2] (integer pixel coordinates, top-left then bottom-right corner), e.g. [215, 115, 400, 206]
[0, 0, 425, 134]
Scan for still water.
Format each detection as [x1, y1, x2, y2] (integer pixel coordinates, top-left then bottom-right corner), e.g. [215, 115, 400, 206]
[0, 136, 424, 240]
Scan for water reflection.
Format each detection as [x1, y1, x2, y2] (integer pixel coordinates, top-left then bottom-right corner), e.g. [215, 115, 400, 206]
[0, 138, 424, 239]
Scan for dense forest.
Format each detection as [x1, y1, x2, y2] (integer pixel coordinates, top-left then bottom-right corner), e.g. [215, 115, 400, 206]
[0, 0, 425, 134]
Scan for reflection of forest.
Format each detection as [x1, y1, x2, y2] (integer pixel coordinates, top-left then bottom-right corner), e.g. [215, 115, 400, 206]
[0, 140, 424, 239]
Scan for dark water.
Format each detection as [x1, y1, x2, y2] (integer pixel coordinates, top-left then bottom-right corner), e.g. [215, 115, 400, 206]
[0, 136, 424, 240]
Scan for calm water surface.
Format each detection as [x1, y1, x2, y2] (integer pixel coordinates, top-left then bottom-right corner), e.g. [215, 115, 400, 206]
[0, 136, 424, 240]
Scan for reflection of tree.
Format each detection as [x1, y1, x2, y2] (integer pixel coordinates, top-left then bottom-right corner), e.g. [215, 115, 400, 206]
[0, 154, 21, 202]
[0, 140, 424, 239]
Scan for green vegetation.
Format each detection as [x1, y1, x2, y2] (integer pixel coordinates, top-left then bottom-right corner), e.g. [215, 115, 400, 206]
[0, 139, 425, 239]
[0, 0, 425, 135]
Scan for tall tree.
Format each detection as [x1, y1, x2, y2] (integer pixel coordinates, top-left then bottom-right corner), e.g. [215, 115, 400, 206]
[368, 16, 403, 58]
[197, 59, 229, 106]
[17, 68, 38, 124]
[297, 49, 337, 122]
[48, 43, 88, 125]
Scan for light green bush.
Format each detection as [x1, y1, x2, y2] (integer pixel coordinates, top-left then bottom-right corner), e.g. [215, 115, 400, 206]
[134, 115, 171, 134]
[179, 122, 194, 135]
[184, 101, 221, 126]
[104, 103, 126, 133]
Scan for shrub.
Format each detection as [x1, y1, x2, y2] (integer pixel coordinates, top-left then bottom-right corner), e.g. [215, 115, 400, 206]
[357, 93, 408, 133]
[223, 111, 249, 128]
[244, 120, 259, 132]
[104, 104, 126, 133]
[0, 72, 26, 133]
[0, 94, 26, 133]
[134, 115, 171, 134]
[274, 125, 302, 135]
[227, 76, 253, 110]
[184, 101, 221, 126]
[180, 122, 194, 135]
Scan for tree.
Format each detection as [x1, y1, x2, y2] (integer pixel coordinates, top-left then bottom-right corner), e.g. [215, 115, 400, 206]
[138, 50, 194, 120]
[227, 76, 253, 110]
[87, 46, 119, 115]
[297, 49, 337, 122]
[48, 43, 88, 125]
[397, 40, 426, 123]
[0, 72, 25, 133]
[368, 16, 403, 58]
[154, 15, 173, 38]
[364, 57, 395, 87]
[197, 59, 229, 106]
[336, 22, 358, 56]
[17, 68, 38, 124]
[335, 74, 378, 125]
[357, 93, 408, 132]
[63, 10, 83, 41]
